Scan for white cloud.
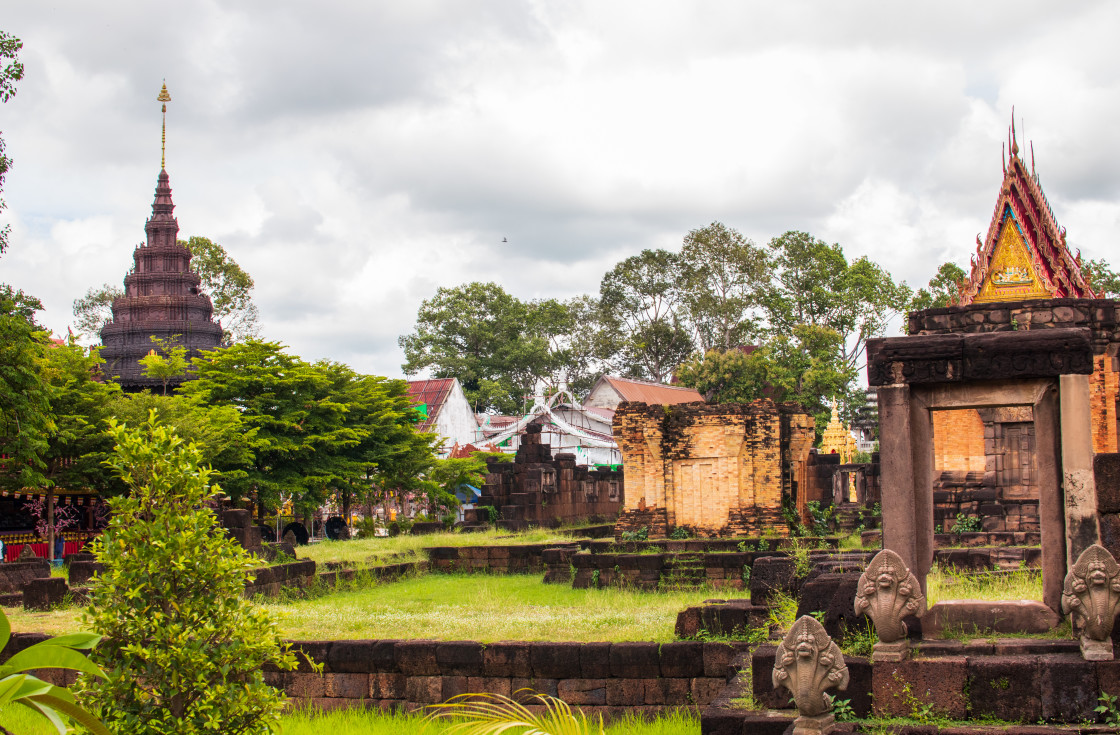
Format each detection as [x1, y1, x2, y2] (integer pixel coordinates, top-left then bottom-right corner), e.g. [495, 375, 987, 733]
[2, 1, 1119, 377]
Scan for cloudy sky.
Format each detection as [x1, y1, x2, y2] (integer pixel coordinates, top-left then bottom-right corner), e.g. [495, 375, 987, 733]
[3, 1, 1119, 377]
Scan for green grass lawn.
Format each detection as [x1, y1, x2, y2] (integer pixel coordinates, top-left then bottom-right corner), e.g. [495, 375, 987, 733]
[300, 527, 583, 567]
[5, 573, 717, 642]
[0, 705, 700, 734]
[264, 573, 714, 641]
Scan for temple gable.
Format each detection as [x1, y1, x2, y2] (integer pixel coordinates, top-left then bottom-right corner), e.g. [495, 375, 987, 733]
[958, 119, 1095, 306]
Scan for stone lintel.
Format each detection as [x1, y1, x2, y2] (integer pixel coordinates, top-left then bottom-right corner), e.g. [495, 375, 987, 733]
[867, 328, 1094, 386]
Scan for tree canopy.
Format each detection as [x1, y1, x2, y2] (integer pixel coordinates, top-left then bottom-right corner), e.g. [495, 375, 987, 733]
[910, 261, 967, 310]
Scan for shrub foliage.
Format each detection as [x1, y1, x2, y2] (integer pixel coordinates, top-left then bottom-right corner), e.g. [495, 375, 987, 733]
[77, 414, 298, 734]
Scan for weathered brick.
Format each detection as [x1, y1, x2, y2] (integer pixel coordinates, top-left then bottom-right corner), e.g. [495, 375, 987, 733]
[609, 642, 659, 679]
[872, 657, 968, 719]
[405, 675, 443, 704]
[530, 642, 582, 679]
[579, 642, 611, 678]
[466, 676, 512, 698]
[968, 655, 1041, 722]
[605, 677, 644, 706]
[1039, 654, 1098, 722]
[689, 677, 726, 705]
[324, 672, 369, 699]
[436, 641, 483, 676]
[482, 642, 532, 678]
[395, 641, 440, 676]
[287, 671, 328, 698]
[557, 678, 607, 705]
[659, 641, 704, 678]
[370, 672, 406, 699]
[642, 677, 689, 705]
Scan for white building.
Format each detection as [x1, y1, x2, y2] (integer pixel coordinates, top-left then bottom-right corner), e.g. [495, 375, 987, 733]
[406, 378, 478, 458]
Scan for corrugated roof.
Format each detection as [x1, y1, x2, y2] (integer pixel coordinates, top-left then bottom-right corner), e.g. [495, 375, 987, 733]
[406, 378, 455, 432]
[604, 376, 703, 405]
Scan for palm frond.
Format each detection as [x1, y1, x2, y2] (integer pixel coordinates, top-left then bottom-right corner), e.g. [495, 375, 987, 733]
[423, 689, 605, 735]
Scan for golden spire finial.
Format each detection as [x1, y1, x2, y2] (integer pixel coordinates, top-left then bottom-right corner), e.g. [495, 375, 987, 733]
[157, 81, 171, 169]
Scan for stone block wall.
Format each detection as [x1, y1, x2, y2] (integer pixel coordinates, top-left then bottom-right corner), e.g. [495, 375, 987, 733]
[932, 409, 987, 471]
[909, 298, 1120, 454]
[1098, 452, 1120, 561]
[423, 543, 580, 574]
[612, 400, 814, 539]
[266, 638, 746, 715]
[479, 426, 624, 527]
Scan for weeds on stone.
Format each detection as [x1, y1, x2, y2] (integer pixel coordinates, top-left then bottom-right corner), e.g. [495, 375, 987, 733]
[1096, 692, 1120, 728]
[840, 618, 876, 658]
[767, 589, 799, 634]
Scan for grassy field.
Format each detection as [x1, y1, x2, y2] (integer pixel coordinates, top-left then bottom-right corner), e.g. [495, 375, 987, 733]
[0, 705, 700, 734]
[5, 573, 716, 642]
[300, 527, 583, 567]
[925, 565, 1043, 606]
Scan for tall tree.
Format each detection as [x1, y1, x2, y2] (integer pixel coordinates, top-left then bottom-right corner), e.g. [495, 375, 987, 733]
[181, 236, 260, 344]
[679, 222, 769, 352]
[0, 30, 24, 258]
[763, 231, 911, 373]
[71, 284, 124, 341]
[599, 249, 694, 383]
[910, 261, 967, 310]
[0, 287, 52, 491]
[38, 339, 122, 494]
[399, 282, 549, 413]
[1083, 257, 1120, 299]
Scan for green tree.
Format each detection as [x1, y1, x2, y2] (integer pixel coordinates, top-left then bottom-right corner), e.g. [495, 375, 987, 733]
[181, 236, 260, 344]
[677, 325, 857, 440]
[0, 30, 25, 258]
[910, 261, 967, 310]
[1083, 257, 1120, 299]
[400, 282, 550, 413]
[763, 231, 912, 373]
[0, 287, 52, 491]
[38, 340, 122, 494]
[78, 415, 298, 734]
[599, 249, 694, 383]
[137, 335, 188, 396]
[679, 221, 769, 352]
[69, 284, 123, 341]
[106, 392, 254, 485]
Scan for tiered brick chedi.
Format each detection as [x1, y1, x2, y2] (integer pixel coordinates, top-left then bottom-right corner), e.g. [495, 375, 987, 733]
[99, 168, 222, 390]
[613, 400, 814, 538]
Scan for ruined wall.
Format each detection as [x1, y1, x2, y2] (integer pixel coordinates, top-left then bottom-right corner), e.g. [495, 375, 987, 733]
[478, 425, 623, 527]
[910, 298, 1120, 455]
[612, 400, 814, 538]
[932, 409, 987, 472]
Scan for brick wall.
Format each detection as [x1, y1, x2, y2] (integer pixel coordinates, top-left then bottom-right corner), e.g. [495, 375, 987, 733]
[479, 427, 624, 527]
[0, 634, 747, 717]
[932, 409, 986, 472]
[269, 638, 745, 715]
[612, 400, 814, 538]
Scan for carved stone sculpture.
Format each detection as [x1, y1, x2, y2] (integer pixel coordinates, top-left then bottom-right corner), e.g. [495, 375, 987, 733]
[1061, 543, 1120, 661]
[854, 549, 926, 661]
[772, 615, 849, 735]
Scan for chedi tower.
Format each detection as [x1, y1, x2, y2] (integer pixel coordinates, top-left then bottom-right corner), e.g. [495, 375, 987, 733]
[99, 84, 222, 391]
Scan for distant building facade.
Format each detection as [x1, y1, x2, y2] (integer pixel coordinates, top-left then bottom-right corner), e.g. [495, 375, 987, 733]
[406, 378, 478, 458]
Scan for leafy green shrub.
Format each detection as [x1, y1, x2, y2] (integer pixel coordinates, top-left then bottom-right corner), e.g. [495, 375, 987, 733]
[619, 526, 649, 542]
[805, 501, 834, 536]
[77, 415, 301, 734]
[950, 513, 982, 534]
[668, 526, 690, 540]
[0, 607, 110, 735]
[477, 505, 500, 523]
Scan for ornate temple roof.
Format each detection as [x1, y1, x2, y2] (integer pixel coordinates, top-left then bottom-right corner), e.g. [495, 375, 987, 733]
[957, 118, 1096, 305]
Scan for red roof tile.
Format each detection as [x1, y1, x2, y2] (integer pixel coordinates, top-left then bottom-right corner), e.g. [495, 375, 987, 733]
[603, 376, 702, 405]
[407, 378, 455, 432]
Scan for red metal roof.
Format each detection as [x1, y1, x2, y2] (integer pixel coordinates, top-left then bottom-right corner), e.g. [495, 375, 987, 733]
[603, 376, 702, 405]
[406, 378, 455, 432]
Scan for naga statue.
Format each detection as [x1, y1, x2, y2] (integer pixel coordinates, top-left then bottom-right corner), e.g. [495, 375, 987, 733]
[773, 615, 849, 733]
[854, 549, 925, 660]
[1062, 544, 1120, 661]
